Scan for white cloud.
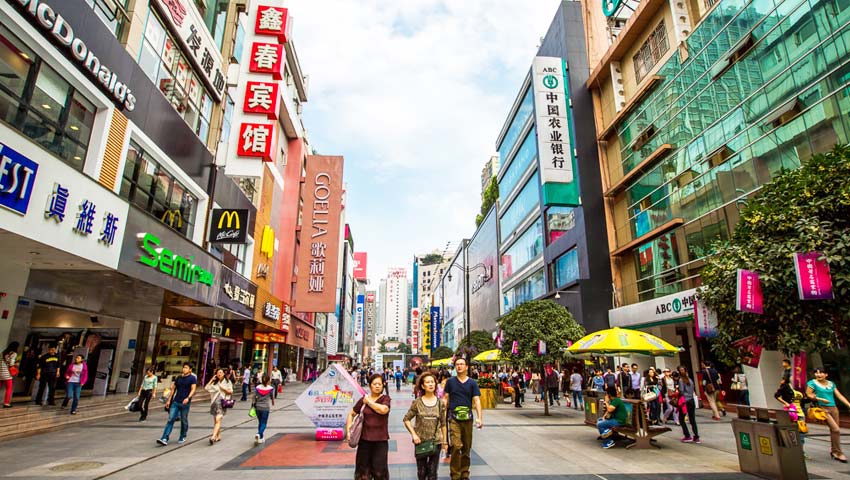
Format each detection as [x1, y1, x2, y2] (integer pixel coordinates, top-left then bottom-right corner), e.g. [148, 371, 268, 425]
[287, 0, 562, 283]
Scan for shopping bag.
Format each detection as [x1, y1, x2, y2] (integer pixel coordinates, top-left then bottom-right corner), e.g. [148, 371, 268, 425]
[125, 396, 140, 412]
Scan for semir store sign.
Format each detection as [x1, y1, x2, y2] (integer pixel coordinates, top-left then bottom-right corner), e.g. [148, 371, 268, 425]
[11, 0, 136, 110]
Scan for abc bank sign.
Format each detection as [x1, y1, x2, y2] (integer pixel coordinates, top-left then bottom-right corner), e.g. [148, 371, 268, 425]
[608, 288, 698, 328]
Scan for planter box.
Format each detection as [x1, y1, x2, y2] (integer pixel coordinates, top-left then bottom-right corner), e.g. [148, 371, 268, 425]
[480, 388, 497, 409]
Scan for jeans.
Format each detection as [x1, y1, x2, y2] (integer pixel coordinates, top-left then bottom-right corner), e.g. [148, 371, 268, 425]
[662, 397, 679, 423]
[63, 382, 82, 412]
[271, 380, 280, 399]
[597, 417, 623, 435]
[256, 409, 270, 439]
[36, 375, 57, 404]
[161, 402, 191, 441]
[241, 383, 249, 401]
[548, 387, 559, 405]
[571, 390, 584, 410]
[396, 378, 401, 391]
[139, 389, 153, 420]
[679, 398, 699, 439]
[738, 390, 750, 406]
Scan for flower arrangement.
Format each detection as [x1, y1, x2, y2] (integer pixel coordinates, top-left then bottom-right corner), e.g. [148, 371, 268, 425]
[477, 376, 497, 389]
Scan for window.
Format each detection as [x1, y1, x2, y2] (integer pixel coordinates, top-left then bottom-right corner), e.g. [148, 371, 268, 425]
[217, 242, 249, 277]
[139, 12, 215, 144]
[497, 88, 534, 166]
[501, 218, 543, 280]
[503, 268, 545, 314]
[0, 26, 96, 170]
[553, 249, 580, 288]
[84, 0, 128, 38]
[499, 172, 540, 239]
[121, 140, 198, 238]
[547, 206, 575, 244]
[498, 127, 537, 201]
[633, 22, 669, 83]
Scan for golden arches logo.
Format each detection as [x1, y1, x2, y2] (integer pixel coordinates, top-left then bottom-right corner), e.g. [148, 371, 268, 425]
[217, 210, 241, 229]
[161, 209, 183, 228]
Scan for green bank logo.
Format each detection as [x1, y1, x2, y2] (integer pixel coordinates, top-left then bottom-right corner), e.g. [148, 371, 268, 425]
[542, 74, 559, 89]
[672, 298, 682, 313]
[137, 232, 214, 287]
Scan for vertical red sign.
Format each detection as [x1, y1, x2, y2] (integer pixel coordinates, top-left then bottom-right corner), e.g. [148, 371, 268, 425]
[255, 6, 291, 43]
[249, 42, 285, 79]
[243, 81, 279, 119]
[237, 123, 276, 162]
[353, 252, 368, 281]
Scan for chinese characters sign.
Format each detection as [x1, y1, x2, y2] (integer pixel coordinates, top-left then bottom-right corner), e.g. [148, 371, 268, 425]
[263, 301, 281, 322]
[243, 81, 279, 119]
[430, 306, 441, 349]
[694, 299, 718, 338]
[793, 252, 834, 300]
[218, 266, 258, 318]
[44, 181, 121, 247]
[354, 295, 365, 342]
[255, 6, 291, 43]
[736, 269, 763, 314]
[295, 364, 363, 430]
[294, 156, 344, 312]
[532, 56, 579, 207]
[152, 0, 225, 101]
[249, 43, 284, 79]
[353, 252, 368, 280]
[237, 123, 276, 162]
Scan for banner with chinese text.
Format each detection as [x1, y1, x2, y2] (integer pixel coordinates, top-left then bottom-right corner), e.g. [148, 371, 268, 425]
[793, 252, 834, 300]
[735, 269, 763, 314]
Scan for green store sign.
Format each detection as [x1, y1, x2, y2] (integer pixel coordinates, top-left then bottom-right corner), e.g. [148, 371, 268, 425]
[603, 0, 623, 17]
[137, 232, 214, 287]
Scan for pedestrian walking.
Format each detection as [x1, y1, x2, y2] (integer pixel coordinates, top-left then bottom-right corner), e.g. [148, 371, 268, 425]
[271, 366, 283, 399]
[530, 371, 540, 402]
[677, 366, 700, 443]
[0, 342, 19, 408]
[616, 363, 631, 397]
[444, 357, 482, 480]
[254, 374, 275, 445]
[700, 361, 723, 420]
[138, 367, 157, 421]
[806, 367, 850, 463]
[545, 365, 559, 406]
[346, 373, 391, 480]
[592, 370, 605, 392]
[775, 375, 807, 457]
[61, 354, 88, 415]
[241, 365, 251, 401]
[34, 345, 60, 406]
[404, 372, 447, 480]
[731, 366, 749, 406]
[205, 368, 232, 445]
[569, 368, 584, 410]
[157, 363, 197, 446]
[661, 368, 679, 425]
[394, 366, 403, 392]
[644, 368, 661, 424]
[603, 368, 616, 392]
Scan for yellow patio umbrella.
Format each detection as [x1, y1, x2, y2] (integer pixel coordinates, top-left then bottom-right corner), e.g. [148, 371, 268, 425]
[567, 327, 680, 357]
[472, 349, 505, 363]
[429, 357, 454, 367]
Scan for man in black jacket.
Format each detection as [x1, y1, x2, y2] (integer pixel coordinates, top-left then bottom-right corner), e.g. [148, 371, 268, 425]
[35, 346, 60, 406]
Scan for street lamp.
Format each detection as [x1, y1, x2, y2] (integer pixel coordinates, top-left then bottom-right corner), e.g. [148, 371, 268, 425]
[446, 243, 494, 352]
[553, 290, 580, 299]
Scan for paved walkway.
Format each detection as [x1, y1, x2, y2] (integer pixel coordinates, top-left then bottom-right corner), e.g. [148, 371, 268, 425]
[0, 382, 847, 479]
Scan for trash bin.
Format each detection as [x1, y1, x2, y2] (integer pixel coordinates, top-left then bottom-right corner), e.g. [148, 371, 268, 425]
[731, 406, 807, 480]
[583, 390, 601, 426]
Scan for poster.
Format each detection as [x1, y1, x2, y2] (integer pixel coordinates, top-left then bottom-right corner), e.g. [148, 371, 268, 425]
[736, 269, 763, 314]
[793, 252, 834, 300]
[295, 364, 364, 430]
[732, 336, 763, 368]
[694, 299, 718, 338]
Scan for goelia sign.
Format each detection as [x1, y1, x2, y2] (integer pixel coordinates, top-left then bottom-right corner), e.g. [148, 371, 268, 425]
[11, 0, 137, 110]
[137, 232, 213, 286]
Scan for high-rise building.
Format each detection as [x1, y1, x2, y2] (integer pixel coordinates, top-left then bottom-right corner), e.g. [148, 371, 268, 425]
[584, 0, 850, 401]
[481, 154, 500, 196]
[493, 1, 611, 331]
[381, 268, 408, 340]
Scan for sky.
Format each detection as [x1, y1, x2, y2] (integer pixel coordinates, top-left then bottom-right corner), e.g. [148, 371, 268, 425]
[287, 1, 562, 285]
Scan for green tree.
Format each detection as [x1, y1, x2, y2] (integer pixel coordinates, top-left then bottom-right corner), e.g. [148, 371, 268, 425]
[699, 145, 850, 362]
[476, 176, 498, 227]
[420, 253, 444, 266]
[498, 300, 585, 416]
[378, 339, 388, 353]
[397, 343, 412, 354]
[430, 345, 454, 359]
[455, 329, 496, 359]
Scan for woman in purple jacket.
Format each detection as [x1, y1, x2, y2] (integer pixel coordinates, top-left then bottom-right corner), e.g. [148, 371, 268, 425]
[62, 355, 88, 415]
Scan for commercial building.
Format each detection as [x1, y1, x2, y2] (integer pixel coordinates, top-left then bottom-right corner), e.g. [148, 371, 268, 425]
[380, 268, 408, 341]
[432, 244, 466, 350]
[481, 154, 499, 196]
[584, 0, 850, 403]
[494, 1, 611, 331]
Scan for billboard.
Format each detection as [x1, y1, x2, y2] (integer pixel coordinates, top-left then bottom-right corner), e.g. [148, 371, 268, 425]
[354, 294, 365, 341]
[353, 252, 368, 280]
[294, 155, 344, 312]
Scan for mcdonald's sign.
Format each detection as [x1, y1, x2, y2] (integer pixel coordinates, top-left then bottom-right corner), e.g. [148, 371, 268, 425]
[209, 209, 249, 243]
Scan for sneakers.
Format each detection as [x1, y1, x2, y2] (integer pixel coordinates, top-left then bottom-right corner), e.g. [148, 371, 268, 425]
[602, 439, 615, 449]
[601, 429, 614, 439]
[177, 438, 186, 444]
[254, 433, 260, 445]
[681, 436, 693, 443]
[693, 437, 702, 444]
[157, 438, 168, 446]
[259, 437, 265, 444]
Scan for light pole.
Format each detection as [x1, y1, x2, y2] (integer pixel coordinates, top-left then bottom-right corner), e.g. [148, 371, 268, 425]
[447, 240, 494, 353]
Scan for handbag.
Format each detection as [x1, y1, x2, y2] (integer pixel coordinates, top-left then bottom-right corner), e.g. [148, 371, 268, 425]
[807, 406, 828, 422]
[221, 398, 235, 409]
[249, 398, 257, 418]
[797, 419, 809, 433]
[8, 366, 18, 377]
[642, 391, 658, 402]
[348, 403, 365, 448]
[414, 399, 442, 459]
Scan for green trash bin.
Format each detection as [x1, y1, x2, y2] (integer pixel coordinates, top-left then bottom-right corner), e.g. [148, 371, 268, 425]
[583, 390, 601, 426]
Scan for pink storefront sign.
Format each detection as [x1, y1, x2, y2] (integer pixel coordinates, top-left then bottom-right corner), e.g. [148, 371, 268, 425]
[793, 252, 834, 300]
[736, 269, 764, 314]
[315, 428, 344, 441]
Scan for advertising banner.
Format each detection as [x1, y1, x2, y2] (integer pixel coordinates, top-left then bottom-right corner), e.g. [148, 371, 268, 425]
[209, 208, 249, 243]
[354, 294, 365, 341]
[411, 308, 420, 351]
[792, 352, 807, 391]
[736, 269, 763, 314]
[694, 299, 718, 338]
[429, 306, 441, 349]
[218, 266, 258, 319]
[296, 364, 364, 432]
[294, 156, 345, 312]
[793, 252, 834, 300]
[353, 252, 368, 280]
[732, 336, 763, 368]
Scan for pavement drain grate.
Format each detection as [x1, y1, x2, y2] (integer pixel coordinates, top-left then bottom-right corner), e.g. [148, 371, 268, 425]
[49, 461, 105, 472]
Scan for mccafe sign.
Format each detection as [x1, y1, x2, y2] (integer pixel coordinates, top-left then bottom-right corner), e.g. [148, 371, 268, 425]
[11, 0, 137, 110]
